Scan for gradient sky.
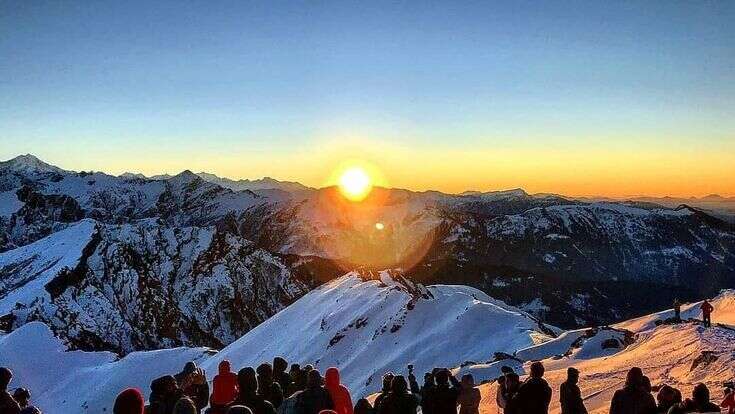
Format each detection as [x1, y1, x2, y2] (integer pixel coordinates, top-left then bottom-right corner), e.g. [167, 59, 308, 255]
[1, 1, 733, 197]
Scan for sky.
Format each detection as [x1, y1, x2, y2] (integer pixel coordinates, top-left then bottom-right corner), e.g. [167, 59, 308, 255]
[1, 0, 733, 197]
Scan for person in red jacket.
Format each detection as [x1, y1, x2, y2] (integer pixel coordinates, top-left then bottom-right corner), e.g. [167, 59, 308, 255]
[701, 300, 714, 327]
[722, 387, 735, 414]
[324, 368, 353, 414]
[210, 360, 239, 412]
[113, 388, 145, 414]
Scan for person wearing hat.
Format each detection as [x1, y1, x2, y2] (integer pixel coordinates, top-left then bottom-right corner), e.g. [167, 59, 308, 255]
[559, 367, 587, 414]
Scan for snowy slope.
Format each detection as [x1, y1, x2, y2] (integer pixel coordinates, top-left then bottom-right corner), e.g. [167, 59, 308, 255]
[0, 322, 211, 414]
[201, 271, 556, 398]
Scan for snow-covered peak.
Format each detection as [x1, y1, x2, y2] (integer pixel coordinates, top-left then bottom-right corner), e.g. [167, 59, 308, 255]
[0, 154, 66, 174]
[201, 271, 555, 398]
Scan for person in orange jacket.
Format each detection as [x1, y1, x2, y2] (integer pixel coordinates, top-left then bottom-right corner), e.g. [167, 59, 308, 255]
[210, 360, 239, 411]
[701, 300, 714, 327]
[324, 368, 353, 414]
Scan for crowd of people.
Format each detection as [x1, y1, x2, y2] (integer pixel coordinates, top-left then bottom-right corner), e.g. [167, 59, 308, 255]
[2, 356, 734, 414]
[0, 301, 726, 414]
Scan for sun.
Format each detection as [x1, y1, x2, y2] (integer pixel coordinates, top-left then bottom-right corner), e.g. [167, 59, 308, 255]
[338, 166, 372, 201]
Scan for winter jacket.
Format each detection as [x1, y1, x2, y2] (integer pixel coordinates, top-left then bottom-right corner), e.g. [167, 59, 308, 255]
[233, 392, 277, 414]
[175, 372, 209, 412]
[667, 398, 720, 413]
[456, 386, 480, 414]
[559, 381, 587, 414]
[260, 381, 284, 409]
[609, 385, 657, 414]
[722, 391, 735, 414]
[424, 384, 459, 414]
[376, 392, 418, 414]
[294, 386, 334, 414]
[324, 368, 353, 414]
[419, 385, 435, 414]
[701, 302, 714, 316]
[114, 388, 145, 414]
[0, 390, 21, 414]
[516, 377, 552, 414]
[212, 360, 239, 407]
[150, 376, 185, 414]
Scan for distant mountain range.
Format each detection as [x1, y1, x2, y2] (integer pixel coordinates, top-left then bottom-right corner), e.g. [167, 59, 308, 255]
[1, 153, 734, 354]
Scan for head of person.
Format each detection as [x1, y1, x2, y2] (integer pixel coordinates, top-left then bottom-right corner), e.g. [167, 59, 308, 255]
[641, 375, 652, 393]
[657, 385, 675, 404]
[0, 367, 12, 390]
[13, 388, 30, 407]
[273, 357, 288, 374]
[382, 373, 395, 392]
[505, 373, 520, 390]
[566, 367, 579, 384]
[423, 372, 434, 386]
[227, 406, 254, 414]
[173, 397, 197, 414]
[529, 362, 545, 379]
[238, 367, 258, 394]
[325, 367, 341, 389]
[692, 383, 711, 406]
[461, 374, 474, 388]
[435, 369, 450, 386]
[391, 375, 408, 394]
[113, 388, 145, 414]
[307, 369, 323, 388]
[500, 366, 514, 376]
[354, 398, 373, 414]
[257, 363, 273, 383]
[182, 362, 198, 376]
[219, 360, 233, 375]
[625, 367, 644, 388]
[290, 364, 301, 375]
[303, 364, 314, 373]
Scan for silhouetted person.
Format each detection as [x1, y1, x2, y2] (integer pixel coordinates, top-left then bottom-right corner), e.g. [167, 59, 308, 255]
[457, 374, 480, 414]
[295, 369, 334, 414]
[517, 362, 552, 414]
[274, 358, 293, 397]
[502, 373, 521, 414]
[667, 383, 719, 413]
[377, 376, 418, 414]
[211, 360, 239, 411]
[150, 375, 184, 414]
[324, 368, 353, 414]
[656, 385, 682, 413]
[425, 369, 460, 414]
[609, 367, 656, 414]
[175, 362, 209, 413]
[291, 365, 306, 394]
[700, 300, 714, 327]
[373, 373, 394, 412]
[13, 388, 42, 414]
[354, 399, 374, 414]
[496, 366, 515, 413]
[419, 373, 435, 414]
[559, 367, 587, 414]
[234, 367, 276, 414]
[257, 363, 284, 408]
[0, 367, 21, 414]
[673, 299, 682, 322]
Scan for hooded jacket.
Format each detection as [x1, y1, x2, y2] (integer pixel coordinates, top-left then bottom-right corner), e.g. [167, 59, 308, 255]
[324, 368, 354, 414]
[212, 360, 239, 407]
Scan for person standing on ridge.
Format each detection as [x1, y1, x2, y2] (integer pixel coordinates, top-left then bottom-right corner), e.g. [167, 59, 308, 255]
[701, 300, 714, 327]
[517, 362, 552, 414]
[456, 374, 480, 414]
[274, 358, 293, 398]
[324, 367, 353, 414]
[559, 368, 587, 414]
[673, 298, 681, 322]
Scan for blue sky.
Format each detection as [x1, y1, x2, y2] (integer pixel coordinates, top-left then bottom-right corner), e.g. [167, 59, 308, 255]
[1, 1, 733, 195]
